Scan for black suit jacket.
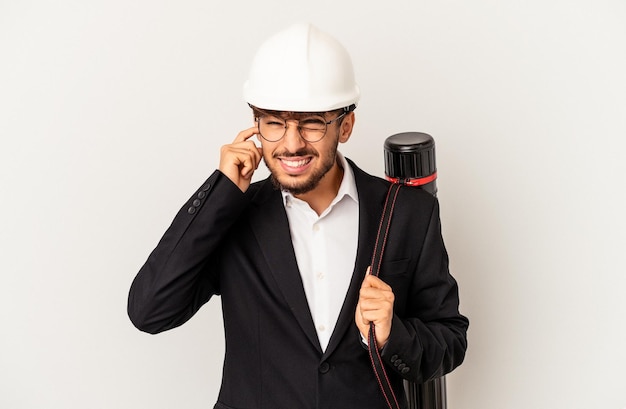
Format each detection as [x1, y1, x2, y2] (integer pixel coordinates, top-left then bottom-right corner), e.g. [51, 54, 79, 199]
[128, 159, 468, 409]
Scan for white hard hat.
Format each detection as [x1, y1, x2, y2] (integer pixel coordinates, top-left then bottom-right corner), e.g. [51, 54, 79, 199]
[243, 23, 360, 112]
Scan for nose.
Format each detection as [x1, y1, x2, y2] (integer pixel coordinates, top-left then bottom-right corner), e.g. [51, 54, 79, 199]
[282, 120, 308, 152]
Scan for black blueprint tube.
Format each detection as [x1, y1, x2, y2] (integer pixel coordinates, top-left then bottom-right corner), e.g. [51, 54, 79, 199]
[384, 132, 445, 409]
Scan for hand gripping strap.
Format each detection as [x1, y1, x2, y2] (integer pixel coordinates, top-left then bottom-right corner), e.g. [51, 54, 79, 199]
[368, 183, 402, 409]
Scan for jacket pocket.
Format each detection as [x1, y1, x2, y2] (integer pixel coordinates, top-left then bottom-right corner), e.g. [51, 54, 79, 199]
[379, 258, 410, 277]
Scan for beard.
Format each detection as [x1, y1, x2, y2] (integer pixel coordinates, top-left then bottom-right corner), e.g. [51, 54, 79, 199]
[266, 140, 339, 196]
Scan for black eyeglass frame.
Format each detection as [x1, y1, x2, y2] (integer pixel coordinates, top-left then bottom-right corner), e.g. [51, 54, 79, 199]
[250, 104, 356, 143]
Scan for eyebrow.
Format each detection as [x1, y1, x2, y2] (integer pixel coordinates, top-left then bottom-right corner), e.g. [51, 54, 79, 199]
[262, 110, 343, 121]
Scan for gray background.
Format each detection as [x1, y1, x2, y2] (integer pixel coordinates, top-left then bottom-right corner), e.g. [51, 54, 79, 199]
[1, 1, 625, 408]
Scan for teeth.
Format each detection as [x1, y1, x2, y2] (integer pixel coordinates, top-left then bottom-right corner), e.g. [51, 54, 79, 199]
[282, 158, 310, 168]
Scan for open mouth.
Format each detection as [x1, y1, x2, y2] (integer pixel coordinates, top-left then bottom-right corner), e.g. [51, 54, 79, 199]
[279, 156, 313, 174]
[281, 158, 311, 167]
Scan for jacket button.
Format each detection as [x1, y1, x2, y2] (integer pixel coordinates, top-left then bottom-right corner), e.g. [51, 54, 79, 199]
[202, 183, 211, 192]
[193, 199, 202, 207]
[390, 355, 398, 363]
[197, 191, 206, 199]
[397, 363, 406, 371]
[401, 367, 410, 374]
[187, 206, 196, 215]
[319, 362, 330, 374]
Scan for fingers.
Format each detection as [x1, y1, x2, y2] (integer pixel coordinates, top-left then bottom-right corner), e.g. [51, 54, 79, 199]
[355, 271, 395, 347]
[354, 300, 370, 338]
[233, 125, 260, 144]
[219, 126, 263, 192]
[361, 274, 393, 291]
[358, 287, 394, 319]
[227, 144, 262, 177]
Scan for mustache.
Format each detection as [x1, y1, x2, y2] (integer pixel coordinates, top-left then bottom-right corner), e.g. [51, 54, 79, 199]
[272, 149, 318, 158]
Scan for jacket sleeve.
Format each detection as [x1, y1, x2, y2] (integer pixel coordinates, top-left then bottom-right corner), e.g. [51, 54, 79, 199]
[127, 170, 249, 334]
[381, 198, 469, 383]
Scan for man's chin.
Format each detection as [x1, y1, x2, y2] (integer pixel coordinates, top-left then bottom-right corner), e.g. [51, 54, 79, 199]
[270, 174, 318, 195]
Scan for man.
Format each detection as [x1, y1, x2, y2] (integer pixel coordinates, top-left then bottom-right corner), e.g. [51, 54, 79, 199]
[128, 23, 468, 409]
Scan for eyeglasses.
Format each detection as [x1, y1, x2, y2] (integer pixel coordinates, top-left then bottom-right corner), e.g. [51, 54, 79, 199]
[253, 107, 349, 143]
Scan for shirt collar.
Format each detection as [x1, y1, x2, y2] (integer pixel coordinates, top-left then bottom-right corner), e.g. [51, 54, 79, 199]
[333, 151, 359, 205]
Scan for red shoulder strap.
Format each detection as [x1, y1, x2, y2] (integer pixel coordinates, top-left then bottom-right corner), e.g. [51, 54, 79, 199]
[368, 183, 402, 409]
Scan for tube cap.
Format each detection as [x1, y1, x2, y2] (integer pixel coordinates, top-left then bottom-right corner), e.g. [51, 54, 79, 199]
[384, 132, 436, 181]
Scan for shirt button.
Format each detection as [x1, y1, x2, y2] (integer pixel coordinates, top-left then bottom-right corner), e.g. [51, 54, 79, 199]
[313, 224, 320, 232]
[316, 271, 325, 280]
[317, 325, 326, 332]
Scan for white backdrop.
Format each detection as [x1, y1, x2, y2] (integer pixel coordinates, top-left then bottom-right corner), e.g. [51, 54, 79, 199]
[1, 1, 625, 408]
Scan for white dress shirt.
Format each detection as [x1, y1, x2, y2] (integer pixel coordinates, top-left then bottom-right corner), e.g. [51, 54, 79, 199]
[281, 152, 359, 351]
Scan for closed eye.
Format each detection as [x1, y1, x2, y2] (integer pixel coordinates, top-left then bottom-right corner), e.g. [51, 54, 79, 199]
[300, 118, 326, 129]
[262, 117, 286, 127]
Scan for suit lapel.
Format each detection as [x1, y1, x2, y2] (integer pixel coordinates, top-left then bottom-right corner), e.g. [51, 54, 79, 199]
[248, 179, 322, 353]
[323, 161, 389, 359]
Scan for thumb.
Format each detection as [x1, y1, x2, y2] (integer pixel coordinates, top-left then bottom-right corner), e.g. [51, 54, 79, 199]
[361, 266, 373, 288]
